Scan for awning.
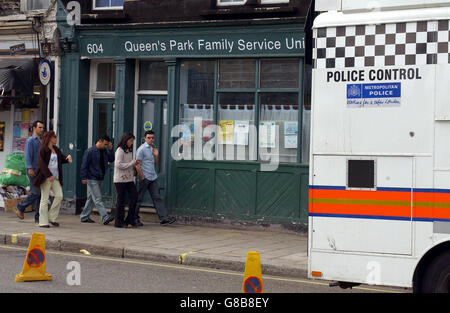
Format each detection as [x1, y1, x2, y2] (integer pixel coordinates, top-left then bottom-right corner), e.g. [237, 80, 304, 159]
[0, 58, 36, 97]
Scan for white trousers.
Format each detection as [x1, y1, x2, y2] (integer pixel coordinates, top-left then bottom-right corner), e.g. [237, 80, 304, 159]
[39, 178, 63, 226]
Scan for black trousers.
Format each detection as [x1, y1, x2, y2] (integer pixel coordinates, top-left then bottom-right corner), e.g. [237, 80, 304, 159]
[114, 182, 138, 226]
[136, 178, 169, 222]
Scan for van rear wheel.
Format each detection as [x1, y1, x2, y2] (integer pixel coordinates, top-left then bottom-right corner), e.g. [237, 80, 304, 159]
[421, 251, 450, 293]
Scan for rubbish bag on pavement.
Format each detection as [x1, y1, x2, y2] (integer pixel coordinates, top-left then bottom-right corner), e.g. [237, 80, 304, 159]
[0, 153, 29, 187]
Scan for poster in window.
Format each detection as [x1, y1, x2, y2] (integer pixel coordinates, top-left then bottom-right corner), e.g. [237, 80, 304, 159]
[284, 121, 298, 135]
[202, 120, 214, 142]
[22, 110, 30, 122]
[234, 120, 249, 146]
[0, 122, 5, 151]
[284, 136, 297, 149]
[14, 111, 21, 122]
[21, 123, 29, 138]
[218, 120, 234, 145]
[13, 123, 21, 137]
[180, 122, 194, 146]
[259, 122, 276, 148]
[29, 109, 38, 122]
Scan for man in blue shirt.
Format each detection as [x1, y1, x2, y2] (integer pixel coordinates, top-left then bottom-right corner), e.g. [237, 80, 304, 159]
[135, 130, 175, 226]
[14, 120, 44, 222]
[79, 135, 115, 225]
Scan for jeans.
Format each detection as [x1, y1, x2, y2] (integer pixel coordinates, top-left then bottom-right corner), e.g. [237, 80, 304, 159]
[136, 178, 169, 222]
[17, 174, 40, 221]
[114, 182, 137, 226]
[39, 178, 63, 226]
[80, 180, 109, 223]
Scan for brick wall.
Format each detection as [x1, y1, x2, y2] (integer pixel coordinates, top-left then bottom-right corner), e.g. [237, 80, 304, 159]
[0, 0, 21, 16]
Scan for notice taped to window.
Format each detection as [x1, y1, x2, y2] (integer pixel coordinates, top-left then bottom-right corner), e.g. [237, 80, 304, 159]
[259, 122, 276, 148]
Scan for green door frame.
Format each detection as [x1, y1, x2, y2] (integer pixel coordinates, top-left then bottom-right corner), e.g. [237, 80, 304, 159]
[92, 98, 115, 206]
[137, 95, 168, 206]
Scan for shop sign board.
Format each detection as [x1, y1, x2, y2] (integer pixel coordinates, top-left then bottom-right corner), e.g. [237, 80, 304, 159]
[9, 43, 26, 55]
[79, 29, 305, 58]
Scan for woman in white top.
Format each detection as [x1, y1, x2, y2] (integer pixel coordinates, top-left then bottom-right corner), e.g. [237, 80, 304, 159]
[114, 133, 138, 228]
[34, 131, 72, 227]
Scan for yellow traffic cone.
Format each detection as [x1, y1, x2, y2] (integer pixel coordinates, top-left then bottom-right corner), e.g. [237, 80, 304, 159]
[242, 251, 263, 293]
[15, 233, 52, 282]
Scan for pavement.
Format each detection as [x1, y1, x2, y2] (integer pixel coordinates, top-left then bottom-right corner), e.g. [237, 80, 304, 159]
[0, 208, 309, 279]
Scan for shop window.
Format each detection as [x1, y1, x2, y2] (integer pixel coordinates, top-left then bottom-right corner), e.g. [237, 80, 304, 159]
[179, 61, 215, 159]
[217, 93, 256, 161]
[96, 63, 115, 92]
[218, 59, 256, 89]
[139, 61, 168, 91]
[217, 0, 247, 6]
[94, 0, 124, 9]
[178, 58, 302, 164]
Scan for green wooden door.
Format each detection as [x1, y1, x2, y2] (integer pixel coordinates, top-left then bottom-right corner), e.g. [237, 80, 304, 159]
[137, 95, 168, 205]
[92, 98, 115, 205]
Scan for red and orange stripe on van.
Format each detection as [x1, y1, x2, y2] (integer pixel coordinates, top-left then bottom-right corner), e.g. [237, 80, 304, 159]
[309, 186, 450, 222]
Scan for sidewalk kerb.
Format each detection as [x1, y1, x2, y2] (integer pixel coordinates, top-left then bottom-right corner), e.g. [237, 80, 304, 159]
[123, 247, 180, 264]
[58, 240, 125, 258]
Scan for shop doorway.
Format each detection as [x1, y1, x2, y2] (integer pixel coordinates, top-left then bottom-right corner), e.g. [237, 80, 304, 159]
[92, 98, 115, 205]
[137, 95, 168, 206]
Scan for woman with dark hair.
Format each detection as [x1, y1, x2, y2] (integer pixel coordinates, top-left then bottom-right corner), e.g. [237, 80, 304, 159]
[113, 132, 138, 228]
[34, 131, 72, 228]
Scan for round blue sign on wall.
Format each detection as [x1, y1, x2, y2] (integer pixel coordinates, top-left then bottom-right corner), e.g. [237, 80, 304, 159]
[39, 59, 52, 86]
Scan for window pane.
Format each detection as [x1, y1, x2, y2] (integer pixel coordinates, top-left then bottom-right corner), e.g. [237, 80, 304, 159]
[218, 59, 256, 89]
[95, 0, 110, 7]
[260, 58, 299, 89]
[180, 61, 215, 104]
[218, 0, 246, 4]
[111, 0, 124, 6]
[348, 160, 375, 189]
[28, 0, 50, 10]
[259, 93, 298, 163]
[218, 93, 256, 161]
[96, 63, 115, 91]
[260, 0, 289, 3]
[97, 103, 108, 140]
[179, 61, 215, 160]
[95, 0, 123, 7]
[139, 61, 168, 90]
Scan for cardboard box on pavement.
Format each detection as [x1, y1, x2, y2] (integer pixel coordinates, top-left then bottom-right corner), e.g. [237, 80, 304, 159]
[4, 197, 32, 213]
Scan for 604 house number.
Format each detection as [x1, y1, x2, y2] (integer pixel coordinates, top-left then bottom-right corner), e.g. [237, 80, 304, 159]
[86, 43, 104, 54]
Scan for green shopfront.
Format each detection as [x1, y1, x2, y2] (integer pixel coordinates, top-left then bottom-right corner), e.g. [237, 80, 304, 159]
[59, 21, 310, 228]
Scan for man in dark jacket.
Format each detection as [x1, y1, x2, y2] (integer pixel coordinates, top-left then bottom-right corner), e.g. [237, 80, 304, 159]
[79, 135, 115, 225]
